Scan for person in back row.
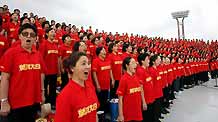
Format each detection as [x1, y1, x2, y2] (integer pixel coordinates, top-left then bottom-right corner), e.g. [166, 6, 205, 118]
[39, 28, 60, 109]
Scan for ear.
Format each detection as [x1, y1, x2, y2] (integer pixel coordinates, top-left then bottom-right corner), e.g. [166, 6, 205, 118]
[71, 68, 74, 72]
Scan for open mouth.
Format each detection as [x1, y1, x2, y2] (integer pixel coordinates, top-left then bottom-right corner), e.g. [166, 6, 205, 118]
[84, 71, 89, 75]
[26, 40, 31, 42]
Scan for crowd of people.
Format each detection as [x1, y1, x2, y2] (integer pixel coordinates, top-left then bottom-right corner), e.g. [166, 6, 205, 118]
[0, 4, 218, 122]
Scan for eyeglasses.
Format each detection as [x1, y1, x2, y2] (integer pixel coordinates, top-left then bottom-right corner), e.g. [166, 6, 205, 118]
[21, 32, 36, 38]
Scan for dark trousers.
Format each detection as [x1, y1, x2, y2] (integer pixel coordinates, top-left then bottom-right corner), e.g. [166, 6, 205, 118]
[110, 80, 119, 99]
[44, 74, 57, 106]
[179, 76, 184, 89]
[97, 90, 109, 113]
[142, 103, 154, 122]
[7, 104, 40, 122]
[172, 78, 180, 92]
[153, 98, 161, 122]
[61, 72, 69, 90]
[169, 84, 175, 100]
[184, 76, 191, 86]
[163, 87, 170, 108]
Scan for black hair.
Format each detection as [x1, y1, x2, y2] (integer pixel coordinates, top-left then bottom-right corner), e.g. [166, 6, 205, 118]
[91, 37, 97, 44]
[169, 57, 173, 63]
[62, 34, 71, 43]
[23, 13, 28, 17]
[96, 46, 104, 56]
[137, 47, 143, 54]
[122, 43, 130, 52]
[42, 21, 50, 29]
[0, 7, 3, 11]
[0, 16, 2, 26]
[18, 23, 37, 35]
[61, 24, 66, 30]
[138, 53, 150, 66]
[63, 52, 87, 74]
[45, 28, 54, 39]
[14, 9, 20, 13]
[73, 41, 85, 52]
[51, 20, 55, 23]
[105, 37, 111, 44]
[80, 35, 87, 41]
[149, 54, 159, 67]
[87, 33, 93, 40]
[10, 13, 18, 22]
[55, 23, 61, 29]
[132, 47, 136, 54]
[20, 17, 29, 25]
[108, 43, 115, 53]
[122, 57, 132, 71]
[176, 57, 179, 63]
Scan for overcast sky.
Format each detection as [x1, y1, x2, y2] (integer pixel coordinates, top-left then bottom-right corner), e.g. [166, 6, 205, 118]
[1, 0, 218, 41]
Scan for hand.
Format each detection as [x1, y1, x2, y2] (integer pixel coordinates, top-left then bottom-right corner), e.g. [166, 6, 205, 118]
[0, 30, 5, 36]
[111, 80, 115, 88]
[96, 85, 101, 93]
[41, 94, 45, 104]
[61, 68, 65, 73]
[11, 39, 16, 44]
[117, 115, 124, 122]
[142, 102, 147, 111]
[0, 101, 11, 116]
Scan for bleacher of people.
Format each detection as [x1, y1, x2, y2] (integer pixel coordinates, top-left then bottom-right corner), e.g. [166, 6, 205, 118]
[1, 5, 218, 122]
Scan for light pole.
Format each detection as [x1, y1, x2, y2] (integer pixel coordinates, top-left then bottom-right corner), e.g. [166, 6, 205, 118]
[171, 10, 189, 40]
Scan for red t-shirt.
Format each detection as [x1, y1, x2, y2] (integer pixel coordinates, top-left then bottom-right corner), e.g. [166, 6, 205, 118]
[121, 52, 132, 60]
[1, 14, 10, 30]
[92, 57, 111, 90]
[39, 40, 59, 75]
[184, 63, 191, 76]
[158, 65, 166, 88]
[55, 30, 64, 44]
[167, 64, 174, 84]
[59, 44, 72, 60]
[0, 34, 9, 58]
[89, 44, 97, 59]
[70, 32, 80, 42]
[148, 67, 163, 99]
[116, 73, 142, 121]
[136, 66, 155, 104]
[0, 45, 45, 109]
[35, 21, 45, 43]
[55, 79, 98, 122]
[108, 53, 122, 81]
[6, 22, 19, 44]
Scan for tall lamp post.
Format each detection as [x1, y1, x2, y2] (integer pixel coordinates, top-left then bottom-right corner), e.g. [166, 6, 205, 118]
[171, 10, 189, 40]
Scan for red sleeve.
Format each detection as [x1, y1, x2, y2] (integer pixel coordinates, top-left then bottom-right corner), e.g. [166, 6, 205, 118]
[0, 49, 14, 73]
[39, 53, 47, 73]
[58, 46, 64, 57]
[2, 21, 8, 32]
[39, 41, 47, 58]
[136, 68, 144, 83]
[116, 77, 126, 96]
[91, 59, 98, 72]
[55, 94, 72, 122]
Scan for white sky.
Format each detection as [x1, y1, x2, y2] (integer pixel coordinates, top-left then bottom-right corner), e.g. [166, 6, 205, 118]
[1, 0, 218, 41]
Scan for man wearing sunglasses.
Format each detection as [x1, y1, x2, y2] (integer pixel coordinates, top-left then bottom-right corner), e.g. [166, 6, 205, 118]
[0, 23, 46, 122]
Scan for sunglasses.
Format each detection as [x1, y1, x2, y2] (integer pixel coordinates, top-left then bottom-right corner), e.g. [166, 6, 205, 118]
[21, 32, 36, 38]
